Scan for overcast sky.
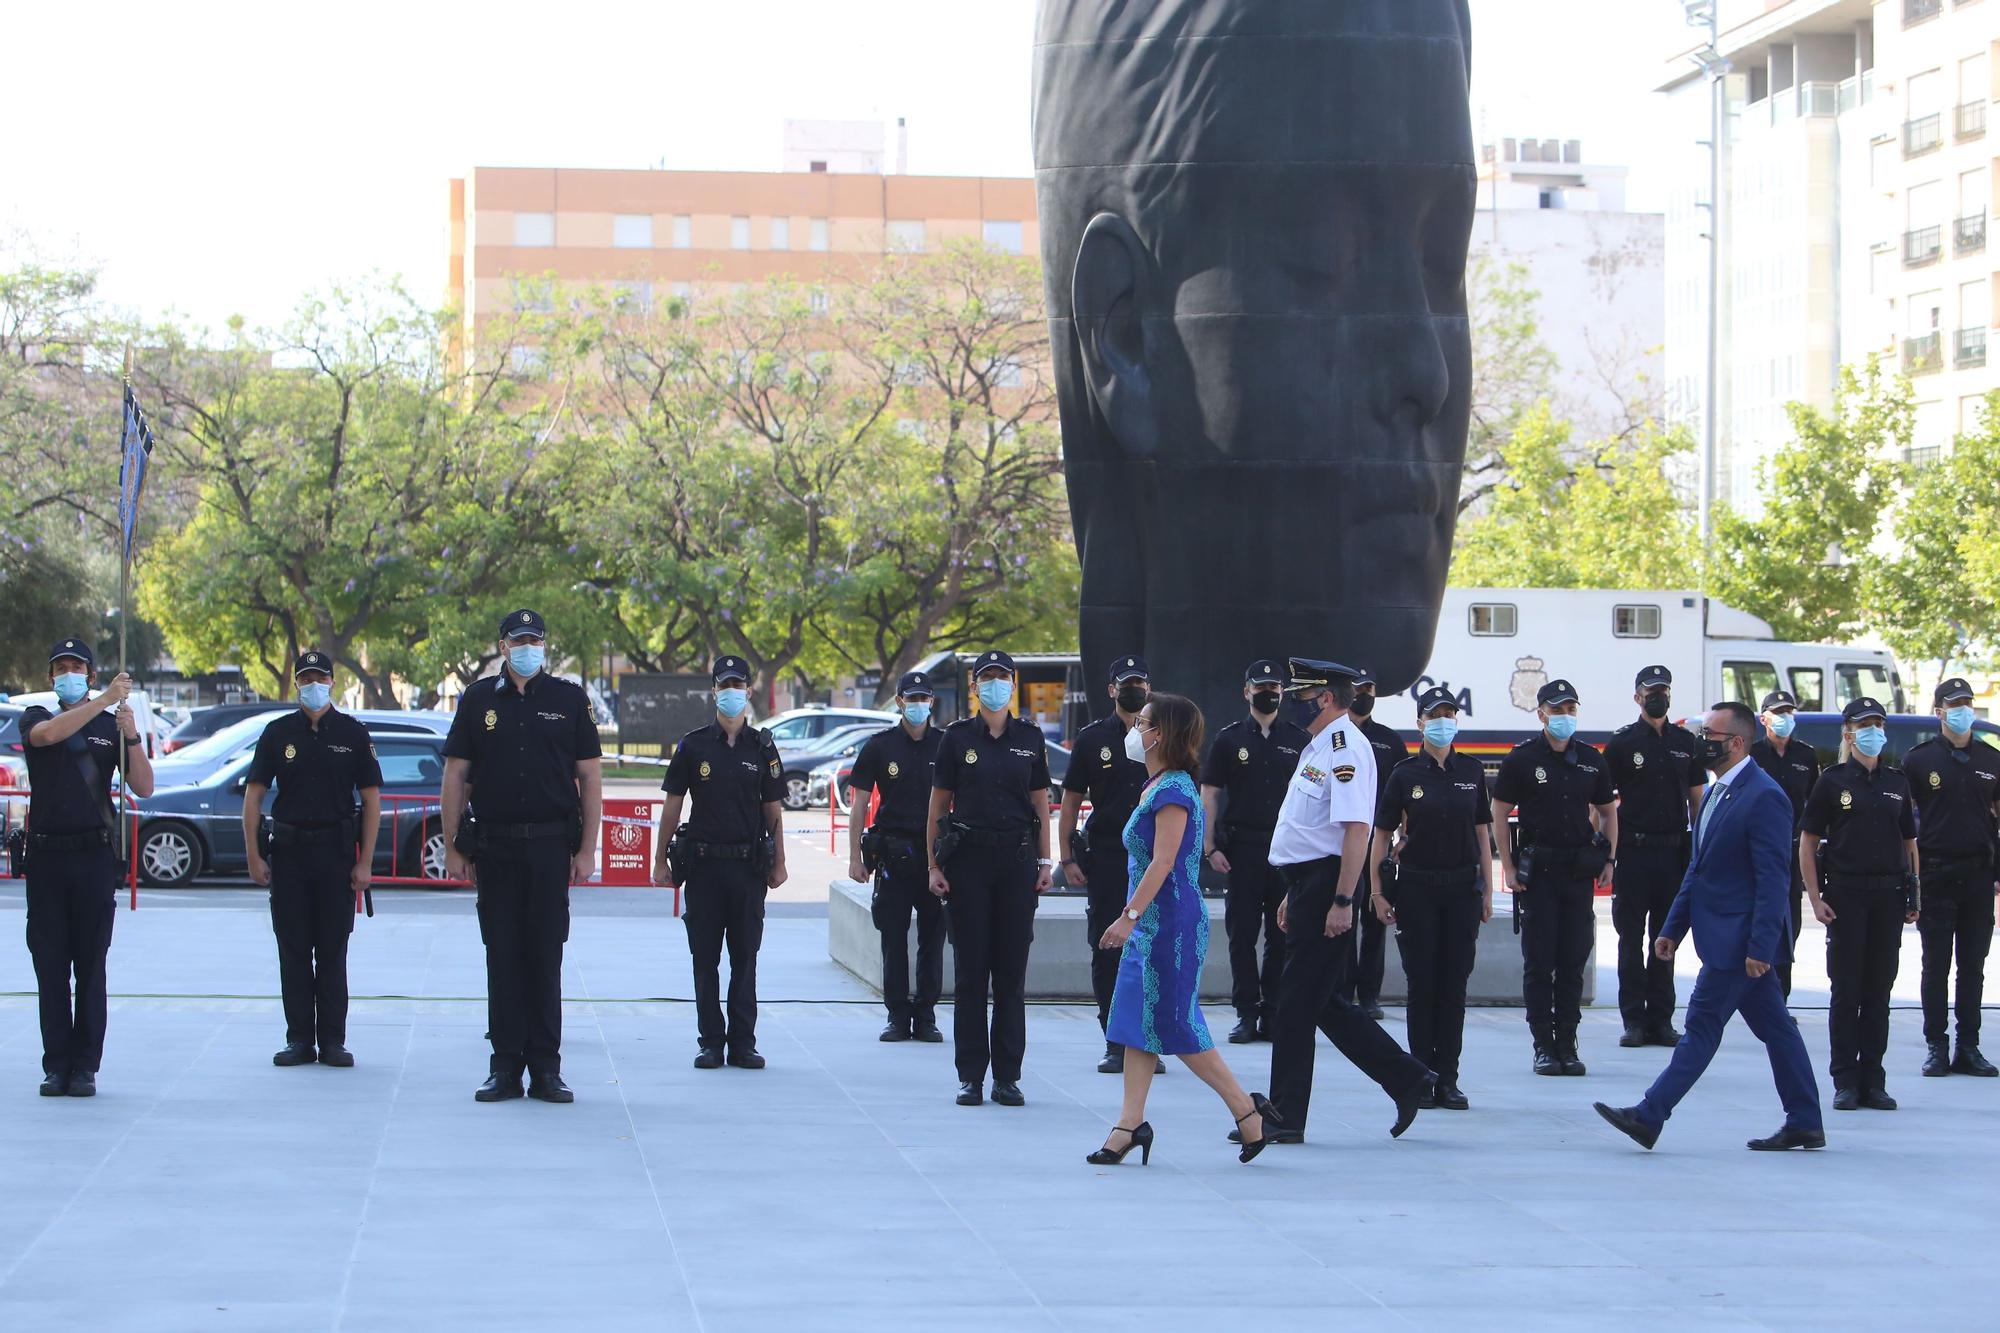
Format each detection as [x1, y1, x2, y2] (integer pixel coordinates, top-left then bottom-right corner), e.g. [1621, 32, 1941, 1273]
[3, 0, 1693, 333]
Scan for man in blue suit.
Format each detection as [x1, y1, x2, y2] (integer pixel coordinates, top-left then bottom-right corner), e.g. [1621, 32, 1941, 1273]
[1594, 702, 1825, 1151]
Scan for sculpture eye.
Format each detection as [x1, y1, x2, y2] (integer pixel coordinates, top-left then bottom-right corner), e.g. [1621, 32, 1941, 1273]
[1419, 173, 1474, 316]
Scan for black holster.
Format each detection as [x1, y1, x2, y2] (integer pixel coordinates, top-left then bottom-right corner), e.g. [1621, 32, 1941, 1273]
[861, 825, 887, 874]
[6, 827, 26, 877]
[1376, 856, 1400, 907]
[1576, 833, 1613, 880]
[1904, 872, 1922, 916]
[452, 815, 482, 860]
[755, 833, 776, 875]
[666, 823, 692, 886]
[568, 808, 585, 855]
[933, 819, 966, 869]
[1068, 826, 1091, 862]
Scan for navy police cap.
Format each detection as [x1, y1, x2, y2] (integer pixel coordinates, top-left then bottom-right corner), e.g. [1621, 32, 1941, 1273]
[48, 637, 95, 669]
[711, 655, 751, 684]
[1761, 690, 1798, 712]
[1415, 686, 1458, 716]
[1245, 659, 1284, 685]
[1934, 677, 1975, 706]
[971, 649, 1016, 676]
[1109, 654, 1148, 683]
[293, 651, 334, 678]
[896, 670, 934, 697]
[1635, 664, 1672, 689]
[1842, 696, 1888, 723]
[500, 608, 546, 640]
[1536, 678, 1580, 707]
[1285, 657, 1359, 692]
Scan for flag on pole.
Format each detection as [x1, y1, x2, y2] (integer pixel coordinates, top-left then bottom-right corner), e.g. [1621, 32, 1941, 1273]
[117, 381, 156, 561]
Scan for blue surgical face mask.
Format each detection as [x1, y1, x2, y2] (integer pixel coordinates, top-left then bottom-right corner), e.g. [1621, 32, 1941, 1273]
[1944, 705, 1976, 734]
[716, 687, 749, 719]
[1545, 714, 1579, 742]
[1852, 724, 1887, 757]
[53, 672, 89, 706]
[976, 679, 1013, 712]
[508, 643, 545, 676]
[297, 682, 332, 711]
[902, 700, 932, 727]
[1422, 717, 1459, 748]
[1770, 712, 1797, 739]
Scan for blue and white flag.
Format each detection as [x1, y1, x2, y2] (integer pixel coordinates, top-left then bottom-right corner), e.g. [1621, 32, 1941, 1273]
[117, 381, 155, 560]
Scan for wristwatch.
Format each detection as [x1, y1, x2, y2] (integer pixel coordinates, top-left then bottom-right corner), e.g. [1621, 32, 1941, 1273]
[123, 736, 143, 749]
[1036, 857, 1055, 868]
[1333, 893, 1354, 908]
[1124, 907, 1141, 921]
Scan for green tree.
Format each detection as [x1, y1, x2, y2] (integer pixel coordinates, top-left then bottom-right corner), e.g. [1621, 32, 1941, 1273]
[1707, 357, 1908, 642]
[1459, 254, 1559, 513]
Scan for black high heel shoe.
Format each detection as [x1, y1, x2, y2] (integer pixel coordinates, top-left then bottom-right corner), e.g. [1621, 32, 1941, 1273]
[1087, 1122, 1154, 1166]
[1236, 1093, 1283, 1163]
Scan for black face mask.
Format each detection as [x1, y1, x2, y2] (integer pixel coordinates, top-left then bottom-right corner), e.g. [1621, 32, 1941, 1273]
[1288, 694, 1325, 731]
[1116, 684, 1148, 714]
[1250, 690, 1281, 716]
[1349, 692, 1376, 718]
[1696, 736, 1730, 771]
[1643, 693, 1671, 720]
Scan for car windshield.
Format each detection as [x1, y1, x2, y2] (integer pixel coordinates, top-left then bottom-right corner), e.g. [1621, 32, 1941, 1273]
[163, 712, 284, 765]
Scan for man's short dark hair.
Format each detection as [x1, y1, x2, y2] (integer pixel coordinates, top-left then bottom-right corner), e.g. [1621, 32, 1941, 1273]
[1712, 701, 1758, 742]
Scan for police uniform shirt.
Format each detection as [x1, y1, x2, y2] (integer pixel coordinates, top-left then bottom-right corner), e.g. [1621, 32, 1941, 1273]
[1067, 713, 1148, 839]
[247, 708, 384, 824]
[1902, 736, 2000, 861]
[1603, 718, 1700, 833]
[1750, 737, 1821, 829]
[1801, 761, 1917, 877]
[1358, 717, 1412, 787]
[1491, 735, 1615, 849]
[849, 723, 942, 836]
[1202, 717, 1310, 832]
[1269, 714, 1376, 867]
[443, 671, 603, 822]
[930, 715, 1050, 833]
[19, 705, 120, 835]
[1375, 748, 1492, 870]
[663, 723, 786, 844]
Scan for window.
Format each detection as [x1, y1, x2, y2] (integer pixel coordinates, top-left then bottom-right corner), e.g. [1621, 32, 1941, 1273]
[1788, 667, 1824, 711]
[770, 218, 790, 251]
[1834, 662, 1893, 709]
[809, 159, 827, 173]
[612, 214, 652, 248]
[808, 288, 829, 314]
[612, 281, 652, 314]
[887, 219, 926, 252]
[982, 220, 1024, 254]
[1468, 603, 1517, 636]
[1721, 661, 1780, 709]
[508, 346, 547, 375]
[375, 742, 444, 787]
[1612, 604, 1661, 638]
[995, 356, 1024, 388]
[730, 216, 750, 250]
[1963, 395, 1990, 432]
[765, 717, 817, 742]
[809, 218, 830, 252]
[671, 215, 692, 249]
[1962, 279, 1988, 327]
[513, 212, 554, 247]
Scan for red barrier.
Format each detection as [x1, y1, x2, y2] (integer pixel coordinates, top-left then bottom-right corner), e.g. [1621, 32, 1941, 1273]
[0, 800, 140, 906]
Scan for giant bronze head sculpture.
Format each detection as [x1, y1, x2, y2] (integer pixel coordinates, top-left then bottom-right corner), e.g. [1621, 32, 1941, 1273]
[1032, 0, 1475, 724]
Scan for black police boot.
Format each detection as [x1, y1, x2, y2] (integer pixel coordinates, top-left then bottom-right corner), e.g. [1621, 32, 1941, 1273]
[913, 1019, 944, 1043]
[1533, 1041, 1562, 1077]
[1619, 1024, 1647, 1048]
[693, 1045, 724, 1070]
[528, 1073, 574, 1103]
[1645, 1024, 1682, 1047]
[318, 1046, 354, 1068]
[1923, 1041, 1952, 1077]
[1953, 1045, 1999, 1077]
[1557, 1034, 1587, 1077]
[726, 1046, 766, 1070]
[1097, 1043, 1124, 1074]
[474, 1072, 523, 1103]
[991, 1081, 1025, 1107]
[272, 1043, 317, 1067]
[1831, 1084, 1860, 1112]
[1860, 1084, 1898, 1111]
[1227, 1017, 1259, 1044]
[38, 1071, 68, 1097]
[880, 1021, 913, 1043]
[65, 1072, 96, 1098]
[1435, 1082, 1471, 1111]
[955, 1081, 983, 1106]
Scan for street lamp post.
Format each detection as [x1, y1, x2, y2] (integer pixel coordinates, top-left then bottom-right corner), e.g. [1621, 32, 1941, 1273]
[1684, 2, 1727, 575]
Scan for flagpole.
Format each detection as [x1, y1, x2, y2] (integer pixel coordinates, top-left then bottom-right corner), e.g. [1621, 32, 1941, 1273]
[118, 345, 133, 873]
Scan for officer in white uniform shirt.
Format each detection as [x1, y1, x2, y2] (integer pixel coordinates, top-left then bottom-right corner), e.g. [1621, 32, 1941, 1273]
[1250, 657, 1434, 1144]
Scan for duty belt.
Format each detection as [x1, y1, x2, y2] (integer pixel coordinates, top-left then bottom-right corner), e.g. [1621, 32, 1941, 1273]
[1826, 872, 1903, 892]
[482, 819, 570, 841]
[273, 820, 347, 844]
[1921, 852, 1992, 876]
[691, 840, 758, 861]
[27, 829, 111, 853]
[1621, 830, 1687, 848]
[960, 827, 1032, 848]
[1395, 864, 1481, 889]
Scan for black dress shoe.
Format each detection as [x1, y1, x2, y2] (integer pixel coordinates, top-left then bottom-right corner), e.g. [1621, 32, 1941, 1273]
[1831, 1086, 1860, 1111]
[1923, 1041, 1952, 1076]
[992, 1080, 1025, 1106]
[65, 1072, 95, 1098]
[1534, 1044, 1562, 1076]
[1748, 1125, 1826, 1151]
[1256, 1020, 1276, 1043]
[1619, 1025, 1647, 1048]
[1227, 1018, 1259, 1044]
[474, 1073, 523, 1102]
[726, 1047, 766, 1070]
[1860, 1086, 1897, 1111]
[528, 1074, 574, 1103]
[1362, 1002, 1386, 1021]
[1645, 1026, 1682, 1047]
[1097, 1043, 1124, 1074]
[693, 1046, 724, 1070]
[1415, 1085, 1437, 1110]
[1391, 1075, 1432, 1138]
[1953, 1045, 1999, 1077]
[318, 1046, 354, 1068]
[1435, 1082, 1471, 1111]
[879, 1023, 912, 1043]
[955, 1081, 983, 1106]
[1228, 1127, 1304, 1145]
[1558, 1041, 1587, 1077]
[38, 1072, 68, 1097]
[1593, 1102, 1659, 1150]
[273, 1043, 317, 1067]
[913, 1021, 944, 1043]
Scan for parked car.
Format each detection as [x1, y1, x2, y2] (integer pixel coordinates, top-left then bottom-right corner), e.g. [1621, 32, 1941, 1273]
[771, 722, 889, 810]
[160, 701, 292, 754]
[145, 709, 454, 789]
[134, 734, 453, 888]
[818, 738, 1073, 817]
[761, 706, 899, 751]
[1785, 712, 2000, 768]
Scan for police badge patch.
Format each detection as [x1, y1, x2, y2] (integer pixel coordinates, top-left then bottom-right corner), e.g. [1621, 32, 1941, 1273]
[1411, 785, 1424, 800]
[769, 760, 781, 778]
[1840, 788, 1853, 809]
[887, 761, 900, 778]
[1333, 765, 1356, 783]
[483, 709, 497, 730]
[1632, 752, 1645, 768]
[699, 761, 712, 779]
[1237, 747, 1249, 763]
[284, 744, 296, 761]
[1101, 746, 1113, 762]
[1534, 766, 1548, 783]
[965, 749, 978, 764]
[1930, 770, 1942, 789]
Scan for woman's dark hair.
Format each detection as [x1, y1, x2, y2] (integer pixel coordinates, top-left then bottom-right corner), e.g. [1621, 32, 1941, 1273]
[1143, 692, 1204, 779]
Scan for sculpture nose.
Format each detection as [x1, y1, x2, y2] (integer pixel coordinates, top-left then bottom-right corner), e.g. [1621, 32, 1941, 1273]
[1369, 312, 1455, 432]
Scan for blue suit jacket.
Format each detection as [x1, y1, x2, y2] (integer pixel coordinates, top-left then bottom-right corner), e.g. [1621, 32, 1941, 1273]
[1663, 759, 1796, 968]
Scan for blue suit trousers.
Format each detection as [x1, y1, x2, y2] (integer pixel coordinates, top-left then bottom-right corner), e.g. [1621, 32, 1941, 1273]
[1637, 962, 1822, 1132]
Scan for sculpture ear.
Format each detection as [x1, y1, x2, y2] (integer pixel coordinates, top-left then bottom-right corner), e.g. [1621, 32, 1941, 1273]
[1071, 212, 1157, 455]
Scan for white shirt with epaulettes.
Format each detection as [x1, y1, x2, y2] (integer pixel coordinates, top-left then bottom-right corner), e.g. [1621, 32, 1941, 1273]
[1268, 713, 1377, 867]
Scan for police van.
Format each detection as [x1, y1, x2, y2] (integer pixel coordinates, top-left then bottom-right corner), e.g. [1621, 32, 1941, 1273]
[1368, 589, 1905, 763]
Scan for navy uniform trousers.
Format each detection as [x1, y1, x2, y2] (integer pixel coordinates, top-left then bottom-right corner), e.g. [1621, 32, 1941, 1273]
[25, 848, 117, 1076]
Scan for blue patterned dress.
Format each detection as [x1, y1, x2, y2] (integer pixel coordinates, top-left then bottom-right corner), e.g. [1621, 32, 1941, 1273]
[1105, 770, 1214, 1055]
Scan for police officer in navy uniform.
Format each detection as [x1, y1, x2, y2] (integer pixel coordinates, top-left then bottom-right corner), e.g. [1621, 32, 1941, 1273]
[1603, 665, 1704, 1049]
[1201, 660, 1309, 1043]
[928, 649, 1054, 1108]
[1059, 653, 1153, 1073]
[442, 609, 603, 1104]
[1342, 668, 1411, 1019]
[242, 651, 382, 1069]
[848, 670, 946, 1043]
[1903, 678, 1999, 1078]
[656, 655, 788, 1070]
[1750, 689, 1820, 998]
[1799, 697, 1918, 1111]
[18, 639, 152, 1097]
[1374, 687, 1492, 1110]
[1491, 678, 1618, 1077]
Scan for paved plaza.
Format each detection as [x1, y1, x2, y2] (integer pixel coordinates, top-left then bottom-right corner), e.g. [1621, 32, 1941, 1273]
[1, 849, 1995, 1331]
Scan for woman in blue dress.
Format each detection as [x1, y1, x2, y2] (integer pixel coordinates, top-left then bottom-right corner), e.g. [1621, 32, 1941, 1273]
[1091, 693, 1281, 1166]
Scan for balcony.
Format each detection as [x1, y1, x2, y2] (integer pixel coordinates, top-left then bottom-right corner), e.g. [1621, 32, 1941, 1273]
[1905, 444, 1943, 469]
[1957, 211, 1988, 255]
[1904, 224, 1943, 267]
[1904, 112, 1944, 157]
[1904, 331, 1943, 375]
[1906, 0, 1943, 23]
[1956, 326, 1987, 368]
[1958, 100, 1988, 140]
